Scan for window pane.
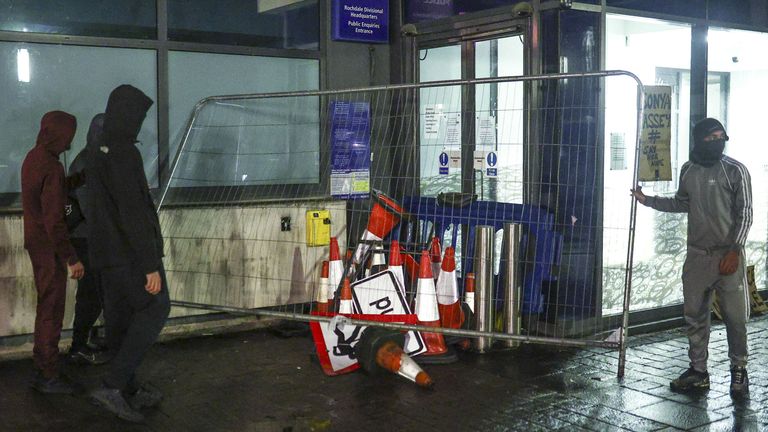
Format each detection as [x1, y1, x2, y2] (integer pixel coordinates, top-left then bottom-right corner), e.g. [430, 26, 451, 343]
[709, 0, 768, 27]
[168, 51, 320, 190]
[168, 0, 319, 49]
[418, 45, 462, 196]
[606, 0, 706, 19]
[603, 15, 691, 312]
[475, 36, 525, 203]
[405, 0, 596, 23]
[0, 42, 158, 201]
[708, 27, 768, 291]
[0, 1, 156, 39]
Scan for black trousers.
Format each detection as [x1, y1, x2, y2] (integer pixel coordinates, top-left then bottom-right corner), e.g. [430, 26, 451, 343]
[101, 263, 170, 390]
[70, 238, 103, 351]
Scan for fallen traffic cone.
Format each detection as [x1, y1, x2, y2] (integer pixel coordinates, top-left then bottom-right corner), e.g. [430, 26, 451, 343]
[414, 251, 457, 363]
[315, 261, 330, 314]
[388, 240, 406, 292]
[429, 237, 442, 280]
[338, 277, 354, 314]
[436, 247, 465, 329]
[328, 237, 344, 306]
[351, 191, 404, 273]
[356, 327, 433, 388]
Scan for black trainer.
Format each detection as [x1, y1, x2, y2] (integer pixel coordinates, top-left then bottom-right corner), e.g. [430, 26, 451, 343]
[730, 366, 749, 394]
[31, 374, 75, 395]
[670, 367, 710, 392]
[90, 384, 145, 423]
[68, 347, 111, 366]
[128, 385, 163, 410]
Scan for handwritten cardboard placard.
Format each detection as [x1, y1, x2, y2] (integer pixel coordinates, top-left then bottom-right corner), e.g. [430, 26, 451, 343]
[639, 86, 672, 181]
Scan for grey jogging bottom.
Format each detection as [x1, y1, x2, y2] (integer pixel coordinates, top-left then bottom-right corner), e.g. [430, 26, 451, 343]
[682, 249, 750, 372]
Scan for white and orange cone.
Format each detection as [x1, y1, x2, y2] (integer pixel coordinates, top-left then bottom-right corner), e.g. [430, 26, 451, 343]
[338, 277, 354, 314]
[368, 242, 387, 277]
[315, 261, 330, 314]
[345, 248, 355, 278]
[402, 247, 419, 286]
[414, 251, 448, 356]
[356, 328, 434, 388]
[351, 192, 404, 273]
[436, 247, 465, 329]
[328, 237, 344, 305]
[388, 240, 406, 292]
[429, 237, 442, 280]
[464, 272, 475, 314]
[376, 340, 433, 388]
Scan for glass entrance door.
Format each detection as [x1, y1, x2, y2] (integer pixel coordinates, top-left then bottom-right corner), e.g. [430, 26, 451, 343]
[417, 35, 525, 200]
[418, 44, 463, 196]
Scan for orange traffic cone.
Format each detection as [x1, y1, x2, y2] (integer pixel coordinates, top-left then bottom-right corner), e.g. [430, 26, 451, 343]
[402, 247, 419, 285]
[356, 327, 434, 388]
[429, 237, 442, 280]
[328, 237, 343, 305]
[464, 272, 476, 314]
[388, 240, 406, 292]
[338, 277, 354, 314]
[345, 248, 353, 267]
[436, 247, 465, 329]
[414, 251, 450, 358]
[377, 340, 433, 388]
[351, 191, 404, 273]
[315, 261, 330, 314]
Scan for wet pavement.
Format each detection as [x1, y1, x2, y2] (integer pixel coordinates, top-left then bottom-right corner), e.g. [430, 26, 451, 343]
[0, 313, 766, 432]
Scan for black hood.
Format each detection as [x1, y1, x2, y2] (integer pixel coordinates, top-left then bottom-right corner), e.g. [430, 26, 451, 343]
[103, 84, 153, 146]
[68, 113, 105, 178]
[690, 118, 728, 167]
[86, 113, 105, 150]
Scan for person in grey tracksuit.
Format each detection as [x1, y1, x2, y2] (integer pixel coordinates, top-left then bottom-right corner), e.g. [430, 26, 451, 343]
[631, 118, 752, 395]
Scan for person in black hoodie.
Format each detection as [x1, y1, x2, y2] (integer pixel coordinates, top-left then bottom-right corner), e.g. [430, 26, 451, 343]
[66, 114, 110, 365]
[86, 85, 170, 423]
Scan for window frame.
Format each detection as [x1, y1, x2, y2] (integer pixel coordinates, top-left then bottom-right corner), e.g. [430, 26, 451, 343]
[0, 0, 323, 212]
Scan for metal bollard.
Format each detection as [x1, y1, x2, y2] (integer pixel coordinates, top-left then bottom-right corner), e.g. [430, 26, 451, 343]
[472, 226, 495, 353]
[500, 223, 522, 349]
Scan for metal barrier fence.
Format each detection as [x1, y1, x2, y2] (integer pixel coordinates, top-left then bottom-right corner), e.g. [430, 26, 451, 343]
[158, 71, 644, 377]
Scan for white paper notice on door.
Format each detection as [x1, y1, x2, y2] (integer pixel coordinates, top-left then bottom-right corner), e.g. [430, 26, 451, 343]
[473, 151, 485, 170]
[448, 150, 461, 168]
[423, 104, 443, 139]
[477, 115, 496, 146]
[445, 112, 461, 146]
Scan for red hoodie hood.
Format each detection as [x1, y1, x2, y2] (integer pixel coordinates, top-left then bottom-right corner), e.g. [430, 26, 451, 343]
[36, 111, 77, 156]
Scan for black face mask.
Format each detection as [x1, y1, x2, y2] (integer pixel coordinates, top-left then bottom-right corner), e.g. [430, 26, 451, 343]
[691, 138, 726, 167]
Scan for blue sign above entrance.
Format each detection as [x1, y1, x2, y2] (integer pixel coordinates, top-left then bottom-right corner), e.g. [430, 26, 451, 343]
[332, 0, 389, 44]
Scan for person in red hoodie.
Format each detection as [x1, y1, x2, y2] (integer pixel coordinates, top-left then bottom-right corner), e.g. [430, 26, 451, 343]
[21, 110, 85, 394]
